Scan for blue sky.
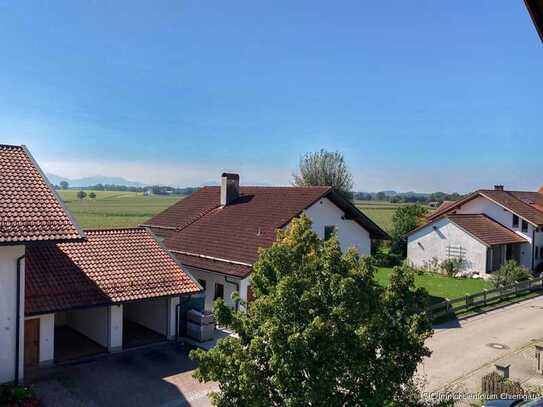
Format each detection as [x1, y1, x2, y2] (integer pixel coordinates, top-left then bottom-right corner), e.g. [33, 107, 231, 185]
[0, 1, 541, 192]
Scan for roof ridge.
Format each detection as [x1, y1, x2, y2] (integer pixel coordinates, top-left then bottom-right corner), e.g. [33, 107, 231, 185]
[0, 143, 23, 149]
[84, 227, 146, 233]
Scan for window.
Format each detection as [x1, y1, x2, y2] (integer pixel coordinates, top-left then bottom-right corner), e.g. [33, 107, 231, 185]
[214, 283, 224, 301]
[512, 215, 519, 228]
[324, 225, 336, 241]
[197, 279, 207, 292]
[522, 220, 529, 233]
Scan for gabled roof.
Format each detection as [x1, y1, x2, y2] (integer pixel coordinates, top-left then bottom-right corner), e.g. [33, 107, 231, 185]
[447, 214, 529, 247]
[142, 186, 388, 277]
[25, 228, 201, 316]
[428, 189, 543, 226]
[525, 0, 543, 42]
[0, 144, 84, 244]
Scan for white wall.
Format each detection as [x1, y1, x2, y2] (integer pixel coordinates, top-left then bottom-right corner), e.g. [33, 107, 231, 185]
[0, 245, 25, 384]
[407, 218, 489, 276]
[25, 314, 55, 366]
[187, 267, 240, 311]
[167, 297, 179, 340]
[452, 196, 536, 269]
[124, 298, 168, 336]
[66, 307, 109, 348]
[305, 197, 372, 256]
[108, 305, 123, 352]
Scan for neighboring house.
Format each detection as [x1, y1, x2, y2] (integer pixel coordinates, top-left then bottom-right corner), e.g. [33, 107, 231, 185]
[142, 173, 389, 310]
[407, 185, 543, 278]
[0, 145, 200, 384]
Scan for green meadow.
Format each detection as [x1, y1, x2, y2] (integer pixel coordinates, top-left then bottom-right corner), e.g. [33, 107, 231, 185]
[57, 190, 185, 230]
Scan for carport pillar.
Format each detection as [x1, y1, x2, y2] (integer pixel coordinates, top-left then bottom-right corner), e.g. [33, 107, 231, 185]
[167, 298, 179, 340]
[108, 305, 123, 353]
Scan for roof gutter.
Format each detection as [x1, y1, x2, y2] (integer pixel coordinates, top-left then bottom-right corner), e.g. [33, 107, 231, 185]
[525, 0, 543, 43]
[15, 254, 24, 385]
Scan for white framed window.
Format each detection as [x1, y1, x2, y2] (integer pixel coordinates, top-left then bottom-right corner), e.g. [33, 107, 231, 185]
[324, 225, 336, 241]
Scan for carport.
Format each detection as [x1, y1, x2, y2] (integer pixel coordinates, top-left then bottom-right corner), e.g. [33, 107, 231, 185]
[25, 228, 201, 368]
[123, 298, 170, 348]
[54, 308, 109, 363]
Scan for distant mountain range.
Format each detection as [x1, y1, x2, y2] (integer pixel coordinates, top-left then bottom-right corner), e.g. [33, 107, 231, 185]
[46, 173, 145, 188]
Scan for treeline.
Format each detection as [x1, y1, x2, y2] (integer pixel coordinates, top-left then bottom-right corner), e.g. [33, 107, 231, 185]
[353, 191, 462, 204]
[53, 183, 200, 196]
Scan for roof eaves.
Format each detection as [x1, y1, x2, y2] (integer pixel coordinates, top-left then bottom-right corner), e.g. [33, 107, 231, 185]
[478, 191, 540, 227]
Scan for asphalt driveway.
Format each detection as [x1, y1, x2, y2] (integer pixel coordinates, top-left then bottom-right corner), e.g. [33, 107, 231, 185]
[28, 343, 216, 407]
[419, 295, 543, 391]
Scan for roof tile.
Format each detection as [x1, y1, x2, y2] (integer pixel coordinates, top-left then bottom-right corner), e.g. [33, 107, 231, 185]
[25, 228, 201, 315]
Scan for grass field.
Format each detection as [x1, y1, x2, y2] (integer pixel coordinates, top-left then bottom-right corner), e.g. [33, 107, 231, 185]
[58, 190, 185, 229]
[375, 267, 492, 304]
[355, 200, 426, 233]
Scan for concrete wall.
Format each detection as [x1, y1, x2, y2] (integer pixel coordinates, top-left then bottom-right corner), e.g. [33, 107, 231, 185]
[167, 297, 179, 340]
[304, 197, 372, 256]
[66, 307, 109, 348]
[124, 298, 168, 336]
[108, 305, 123, 352]
[407, 218, 488, 276]
[25, 314, 55, 366]
[0, 245, 25, 384]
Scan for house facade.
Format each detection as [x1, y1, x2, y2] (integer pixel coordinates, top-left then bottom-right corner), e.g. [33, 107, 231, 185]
[407, 185, 543, 278]
[143, 173, 389, 311]
[0, 144, 201, 384]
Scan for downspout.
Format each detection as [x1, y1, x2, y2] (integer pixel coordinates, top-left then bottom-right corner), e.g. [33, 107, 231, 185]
[15, 254, 25, 385]
[532, 229, 536, 272]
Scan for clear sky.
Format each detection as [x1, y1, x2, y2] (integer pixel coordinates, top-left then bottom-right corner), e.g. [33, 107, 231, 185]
[0, 1, 541, 192]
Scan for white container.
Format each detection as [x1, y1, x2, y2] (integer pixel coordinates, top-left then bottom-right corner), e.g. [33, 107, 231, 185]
[187, 309, 215, 326]
[187, 321, 215, 342]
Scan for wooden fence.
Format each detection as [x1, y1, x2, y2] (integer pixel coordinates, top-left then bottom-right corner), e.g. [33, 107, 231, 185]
[426, 277, 543, 321]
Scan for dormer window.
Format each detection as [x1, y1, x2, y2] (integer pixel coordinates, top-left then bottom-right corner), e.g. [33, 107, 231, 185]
[522, 220, 529, 233]
[513, 215, 519, 228]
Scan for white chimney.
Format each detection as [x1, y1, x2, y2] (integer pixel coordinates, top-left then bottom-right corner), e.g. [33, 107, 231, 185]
[221, 173, 240, 206]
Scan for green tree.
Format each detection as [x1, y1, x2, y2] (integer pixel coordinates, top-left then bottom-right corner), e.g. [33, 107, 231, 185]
[191, 214, 432, 407]
[293, 149, 354, 199]
[60, 180, 69, 190]
[76, 190, 87, 200]
[391, 204, 428, 257]
[89, 192, 96, 199]
[490, 260, 532, 288]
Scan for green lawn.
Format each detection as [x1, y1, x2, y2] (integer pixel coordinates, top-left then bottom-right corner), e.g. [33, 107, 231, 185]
[57, 190, 185, 229]
[375, 267, 492, 304]
[355, 200, 428, 234]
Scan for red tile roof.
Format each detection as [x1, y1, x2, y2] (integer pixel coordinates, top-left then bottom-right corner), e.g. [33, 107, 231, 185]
[428, 189, 543, 226]
[25, 228, 201, 316]
[0, 145, 83, 243]
[447, 214, 529, 247]
[143, 186, 388, 277]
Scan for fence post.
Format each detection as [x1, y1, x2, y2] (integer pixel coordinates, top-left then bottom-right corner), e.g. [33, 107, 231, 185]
[528, 279, 532, 291]
[483, 289, 487, 306]
[514, 281, 519, 296]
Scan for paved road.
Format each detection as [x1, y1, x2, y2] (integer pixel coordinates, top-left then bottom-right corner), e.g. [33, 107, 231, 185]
[30, 343, 215, 407]
[419, 296, 543, 391]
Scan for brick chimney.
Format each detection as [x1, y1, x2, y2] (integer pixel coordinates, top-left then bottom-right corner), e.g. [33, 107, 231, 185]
[494, 185, 504, 191]
[221, 173, 240, 206]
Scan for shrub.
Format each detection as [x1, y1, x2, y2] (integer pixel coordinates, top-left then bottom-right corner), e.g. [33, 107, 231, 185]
[440, 258, 465, 277]
[535, 262, 543, 276]
[490, 260, 532, 288]
[0, 384, 40, 406]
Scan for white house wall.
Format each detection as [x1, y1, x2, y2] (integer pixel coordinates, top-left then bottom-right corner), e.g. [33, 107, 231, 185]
[124, 298, 169, 336]
[304, 197, 372, 256]
[0, 245, 25, 384]
[407, 218, 488, 276]
[451, 196, 535, 269]
[187, 266, 241, 311]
